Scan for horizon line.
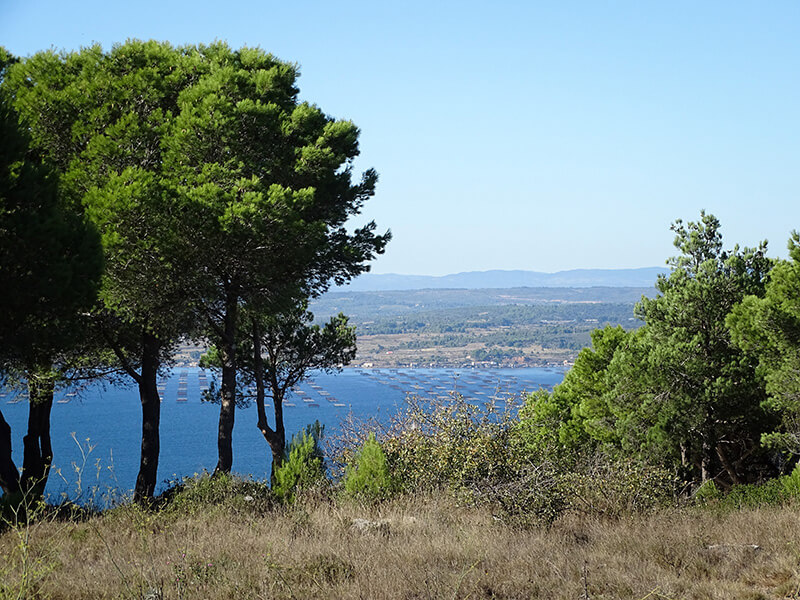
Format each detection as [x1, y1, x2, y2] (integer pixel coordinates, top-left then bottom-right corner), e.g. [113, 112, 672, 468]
[361, 266, 667, 278]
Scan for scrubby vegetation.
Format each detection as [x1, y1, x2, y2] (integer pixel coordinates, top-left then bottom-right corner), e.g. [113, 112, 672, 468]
[4, 403, 800, 598]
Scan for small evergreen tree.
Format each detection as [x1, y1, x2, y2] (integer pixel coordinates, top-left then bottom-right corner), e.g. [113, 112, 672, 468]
[272, 424, 326, 503]
[343, 434, 393, 501]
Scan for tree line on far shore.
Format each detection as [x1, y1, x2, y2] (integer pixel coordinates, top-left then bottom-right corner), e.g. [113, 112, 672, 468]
[0, 41, 388, 505]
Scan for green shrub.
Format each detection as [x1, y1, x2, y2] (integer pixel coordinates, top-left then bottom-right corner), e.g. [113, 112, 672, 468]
[284, 421, 325, 464]
[695, 465, 800, 511]
[559, 457, 677, 518]
[334, 393, 677, 525]
[158, 472, 272, 515]
[780, 462, 800, 496]
[474, 454, 676, 526]
[343, 434, 394, 501]
[273, 431, 326, 504]
[703, 479, 783, 510]
[378, 393, 519, 493]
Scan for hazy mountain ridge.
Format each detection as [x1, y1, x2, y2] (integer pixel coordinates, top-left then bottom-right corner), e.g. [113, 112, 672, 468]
[312, 286, 655, 323]
[338, 267, 667, 292]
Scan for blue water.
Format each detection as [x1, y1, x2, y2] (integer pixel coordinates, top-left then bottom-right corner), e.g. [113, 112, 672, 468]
[0, 367, 564, 502]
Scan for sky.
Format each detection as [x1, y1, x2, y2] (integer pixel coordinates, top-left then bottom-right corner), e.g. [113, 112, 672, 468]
[2, 1, 798, 276]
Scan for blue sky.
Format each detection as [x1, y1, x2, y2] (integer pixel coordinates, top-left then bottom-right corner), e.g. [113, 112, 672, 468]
[2, 1, 798, 275]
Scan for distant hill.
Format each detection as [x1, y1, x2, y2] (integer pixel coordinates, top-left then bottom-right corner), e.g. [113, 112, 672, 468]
[337, 268, 667, 292]
[312, 286, 656, 322]
[310, 283, 657, 368]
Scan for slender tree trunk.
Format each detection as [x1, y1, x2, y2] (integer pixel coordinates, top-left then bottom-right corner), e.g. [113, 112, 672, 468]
[269, 380, 286, 479]
[0, 409, 21, 495]
[680, 443, 688, 468]
[271, 406, 286, 467]
[701, 437, 712, 484]
[21, 371, 54, 498]
[716, 443, 742, 487]
[134, 332, 161, 503]
[251, 323, 285, 481]
[215, 295, 238, 474]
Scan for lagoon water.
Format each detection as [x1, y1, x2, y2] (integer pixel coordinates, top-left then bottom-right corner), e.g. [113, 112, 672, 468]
[1, 367, 564, 502]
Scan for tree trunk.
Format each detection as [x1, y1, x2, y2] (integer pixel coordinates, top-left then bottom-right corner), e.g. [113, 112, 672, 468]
[254, 383, 285, 479]
[134, 332, 161, 504]
[269, 386, 286, 479]
[215, 295, 238, 475]
[716, 443, 742, 487]
[700, 437, 712, 484]
[0, 409, 21, 495]
[258, 390, 286, 480]
[21, 372, 54, 498]
[251, 322, 286, 482]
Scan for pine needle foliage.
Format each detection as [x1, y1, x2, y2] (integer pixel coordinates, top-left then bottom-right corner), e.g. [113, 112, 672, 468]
[272, 429, 325, 504]
[343, 434, 393, 502]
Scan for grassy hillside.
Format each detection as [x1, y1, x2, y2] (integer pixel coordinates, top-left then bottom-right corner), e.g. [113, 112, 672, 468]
[3, 485, 800, 599]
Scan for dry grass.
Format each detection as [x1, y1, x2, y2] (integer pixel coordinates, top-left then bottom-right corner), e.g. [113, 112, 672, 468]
[3, 492, 800, 599]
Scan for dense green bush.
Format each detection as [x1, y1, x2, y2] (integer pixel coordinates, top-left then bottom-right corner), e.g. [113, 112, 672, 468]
[696, 463, 800, 511]
[781, 462, 800, 495]
[273, 431, 326, 504]
[343, 433, 394, 501]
